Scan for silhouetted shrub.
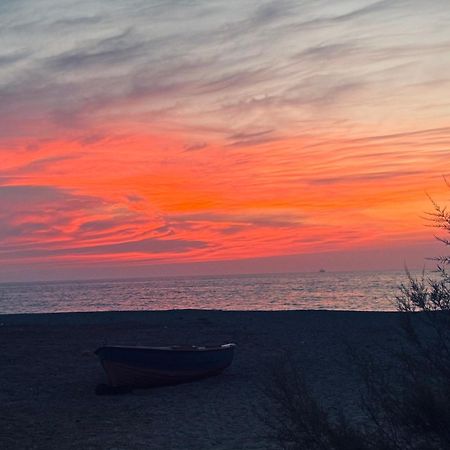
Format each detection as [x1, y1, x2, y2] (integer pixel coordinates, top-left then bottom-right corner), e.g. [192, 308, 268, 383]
[261, 355, 369, 450]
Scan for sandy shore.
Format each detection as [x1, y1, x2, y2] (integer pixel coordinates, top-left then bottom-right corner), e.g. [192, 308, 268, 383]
[0, 310, 405, 449]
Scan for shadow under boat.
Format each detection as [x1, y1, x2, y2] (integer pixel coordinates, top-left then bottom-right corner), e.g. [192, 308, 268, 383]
[95, 343, 236, 389]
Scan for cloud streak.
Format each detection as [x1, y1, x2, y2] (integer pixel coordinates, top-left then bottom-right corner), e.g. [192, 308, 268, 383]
[1, 0, 448, 140]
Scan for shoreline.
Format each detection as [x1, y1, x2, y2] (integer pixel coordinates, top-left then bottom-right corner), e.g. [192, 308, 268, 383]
[1, 309, 405, 449]
[0, 307, 400, 324]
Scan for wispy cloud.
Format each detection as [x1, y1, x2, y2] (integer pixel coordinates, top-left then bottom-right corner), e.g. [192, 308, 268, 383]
[46, 28, 145, 71]
[1, 0, 450, 277]
[1, 0, 450, 140]
[0, 184, 206, 263]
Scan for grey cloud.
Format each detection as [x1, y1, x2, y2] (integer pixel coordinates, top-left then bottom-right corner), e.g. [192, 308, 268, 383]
[126, 194, 145, 203]
[0, 221, 51, 241]
[0, 28, 224, 136]
[227, 129, 277, 147]
[220, 225, 246, 235]
[7, 155, 76, 175]
[0, 237, 208, 258]
[349, 126, 450, 143]
[169, 211, 303, 229]
[0, 51, 29, 66]
[294, 42, 358, 61]
[0, 183, 205, 262]
[197, 67, 271, 95]
[289, 0, 390, 29]
[75, 133, 106, 145]
[47, 28, 146, 71]
[292, 40, 450, 69]
[152, 225, 173, 235]
[78, 219, 134, 233]
[0, 185, 81, 240]
[0, 155, 82, 188]
[0, 185, 68, 205]
[0, 0, 449, 142]
[69, 237, 207, 255]
[249, 1, 295, 27]
[229, 129, 274, 141]
[285, 78, 367, 108]
[49, 15, 103, 28]
[331, 0, 390, 22]
[184, 142, 208, 152]
[0, 185, 141, 243]
[309, 170, 425, 186]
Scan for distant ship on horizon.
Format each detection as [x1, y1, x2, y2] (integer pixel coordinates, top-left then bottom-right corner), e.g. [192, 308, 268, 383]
[319, 268, 326, 273]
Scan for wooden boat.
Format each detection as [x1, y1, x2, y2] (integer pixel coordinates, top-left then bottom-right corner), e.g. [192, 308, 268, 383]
[95, 343, 236, 388]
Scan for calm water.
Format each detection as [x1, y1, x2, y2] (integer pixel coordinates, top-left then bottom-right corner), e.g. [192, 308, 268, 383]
[0, 271, 423, 314]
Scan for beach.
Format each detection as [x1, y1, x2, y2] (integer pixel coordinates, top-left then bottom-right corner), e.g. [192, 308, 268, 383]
[0, 310, 404, 449]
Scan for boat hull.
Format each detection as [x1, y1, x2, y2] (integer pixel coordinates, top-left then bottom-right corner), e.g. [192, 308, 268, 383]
[95, 344, 235, 388]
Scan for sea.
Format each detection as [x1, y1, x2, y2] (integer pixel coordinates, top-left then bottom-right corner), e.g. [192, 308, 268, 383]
[0, 270, 427, 315]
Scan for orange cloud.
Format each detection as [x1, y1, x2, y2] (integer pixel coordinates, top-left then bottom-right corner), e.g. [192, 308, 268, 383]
[1, 126, 448, 274]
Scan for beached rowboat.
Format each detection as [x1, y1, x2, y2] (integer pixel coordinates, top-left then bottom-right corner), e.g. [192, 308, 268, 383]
[95, 343, 236, 388]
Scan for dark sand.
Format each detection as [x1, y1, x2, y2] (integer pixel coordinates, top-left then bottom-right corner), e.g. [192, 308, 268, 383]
[0, 310, 404, 449]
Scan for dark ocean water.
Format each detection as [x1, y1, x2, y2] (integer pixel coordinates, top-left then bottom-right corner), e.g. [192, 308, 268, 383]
[0, 270, 425, 314]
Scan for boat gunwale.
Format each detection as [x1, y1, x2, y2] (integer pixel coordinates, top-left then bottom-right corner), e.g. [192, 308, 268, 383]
[95, 343, 236, 354]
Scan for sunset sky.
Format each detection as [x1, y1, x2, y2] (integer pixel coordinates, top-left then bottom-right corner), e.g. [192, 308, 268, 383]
[1, 0, 450, 281]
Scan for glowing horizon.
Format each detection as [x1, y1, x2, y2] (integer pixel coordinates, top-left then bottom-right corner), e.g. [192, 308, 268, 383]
[1, 1, 450, 281]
